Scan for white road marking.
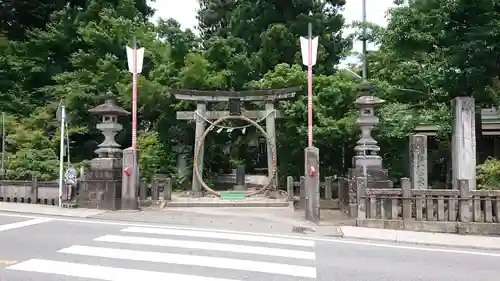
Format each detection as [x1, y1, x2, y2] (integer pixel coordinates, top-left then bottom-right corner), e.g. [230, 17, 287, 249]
[0, 218, 52, 232]
[95, 234, 316, 260]
[1, 211, 500, 258]
[121, 226, 315, 247]
[7, 259, 241, 281]
[58, 245, 317, 278]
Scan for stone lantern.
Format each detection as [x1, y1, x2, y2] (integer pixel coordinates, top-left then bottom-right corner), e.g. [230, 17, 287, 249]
[351, 83, 387, 181]
[77, 95, 130, 210]
[88, 97, 130, 158]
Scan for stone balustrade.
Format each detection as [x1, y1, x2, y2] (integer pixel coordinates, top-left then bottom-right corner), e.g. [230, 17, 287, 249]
[0, 174, 174, 208]
[0, 176, 65, 205]
[286, 176, 339, 209]
[138, 176, 172, 203]
[353, 177, 500, 235]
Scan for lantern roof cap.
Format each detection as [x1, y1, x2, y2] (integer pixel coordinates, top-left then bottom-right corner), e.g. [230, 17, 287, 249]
[89, 93, 130, 116]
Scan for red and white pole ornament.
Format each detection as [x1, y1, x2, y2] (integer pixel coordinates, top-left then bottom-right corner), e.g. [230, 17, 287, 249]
[126, 37, 145, 150]
[300, 21, 318, 148]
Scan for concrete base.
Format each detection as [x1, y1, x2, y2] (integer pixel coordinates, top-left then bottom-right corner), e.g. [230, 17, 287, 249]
[348, 167, 391, 189]
[121, 198, 139, 210]
[77, 162, 122, 211]
[232, 185, 246, 191]
[353, 155, 383, 169]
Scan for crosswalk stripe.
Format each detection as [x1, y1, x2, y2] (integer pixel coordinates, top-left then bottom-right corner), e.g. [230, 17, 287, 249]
[58, 245, 317, 278]
[0, 218, 52, 232]
[7, 259, 240, 281]
[95, 234, 316, 260]
[121, 226, 315, 247]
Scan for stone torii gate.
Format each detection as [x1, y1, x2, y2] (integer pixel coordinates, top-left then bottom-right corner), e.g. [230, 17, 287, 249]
[172, 88, 298, 197]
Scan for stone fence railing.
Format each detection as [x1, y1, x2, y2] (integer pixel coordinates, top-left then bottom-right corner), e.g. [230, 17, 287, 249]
[285, 176, 339, 209]
[0, 175, 174, 207]
[138, 177, 172, 202]
[351, 177, 500, 235]
[0, 176, 61, 205]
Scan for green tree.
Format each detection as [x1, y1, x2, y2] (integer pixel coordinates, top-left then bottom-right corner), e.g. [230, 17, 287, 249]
[248, 63, 360, 178]
[0, 0, 183, 177]
[197, 0, 350, 77]
[382, 0, 500, 105]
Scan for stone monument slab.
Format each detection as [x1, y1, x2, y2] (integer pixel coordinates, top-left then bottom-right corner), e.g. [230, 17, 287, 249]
[452, 97, 476, 190]
[409, 134, 428, 190]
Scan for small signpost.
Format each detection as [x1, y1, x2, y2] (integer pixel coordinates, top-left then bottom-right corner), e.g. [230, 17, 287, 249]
[65, 166, 77, 186]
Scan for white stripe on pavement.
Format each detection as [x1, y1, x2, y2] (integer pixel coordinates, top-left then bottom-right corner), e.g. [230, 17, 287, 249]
[58, 245, 317, 278]
[95, 234, 316, 260]
[121, 226, 315, 247]
[7, 259, 240, 281]
[0, 218, 52, 232]
[3, 212, 500, 258]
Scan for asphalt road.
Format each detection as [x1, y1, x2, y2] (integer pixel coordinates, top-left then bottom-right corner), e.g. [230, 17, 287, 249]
[0, 212, 499, 281]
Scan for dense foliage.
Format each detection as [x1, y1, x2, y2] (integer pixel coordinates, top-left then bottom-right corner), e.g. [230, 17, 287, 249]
[1, 0, 500, 187]
[477, 158, 500, 190]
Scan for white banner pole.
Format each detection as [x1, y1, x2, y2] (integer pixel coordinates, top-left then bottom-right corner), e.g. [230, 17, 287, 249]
[58, 106, 66, 207]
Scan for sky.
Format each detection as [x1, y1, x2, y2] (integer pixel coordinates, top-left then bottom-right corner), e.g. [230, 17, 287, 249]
[148, 0, 397, 65]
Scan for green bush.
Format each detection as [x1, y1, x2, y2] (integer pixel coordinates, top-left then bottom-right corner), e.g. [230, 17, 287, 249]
[476, 157, 500, 190]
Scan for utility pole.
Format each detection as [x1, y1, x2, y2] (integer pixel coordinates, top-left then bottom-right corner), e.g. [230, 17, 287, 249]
[300, 13, 320, 223]
[307, 22, 313, 147]
[361, 0, 367, 80]
[66, 126, 70, 165]
[1, 112, 5, 178]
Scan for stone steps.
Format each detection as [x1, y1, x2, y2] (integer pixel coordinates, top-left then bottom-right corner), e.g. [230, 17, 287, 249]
[165, 200, 291, 208]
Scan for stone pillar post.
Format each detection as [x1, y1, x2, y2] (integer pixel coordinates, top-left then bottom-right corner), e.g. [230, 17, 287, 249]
[409, 134, 428, 190]
[192, 102, 206, 196]
[305, 146, 320, 223]
[122, 148, 139, 209]
[452, 97, 476, 190]
[265, 102, 278, 188]
[286, 176, 294, 200]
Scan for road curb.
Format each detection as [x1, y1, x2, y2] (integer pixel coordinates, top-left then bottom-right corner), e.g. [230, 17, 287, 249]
[340, 235, 500, 251]
[339, 226, 500, 251]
